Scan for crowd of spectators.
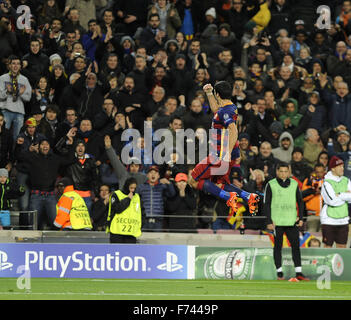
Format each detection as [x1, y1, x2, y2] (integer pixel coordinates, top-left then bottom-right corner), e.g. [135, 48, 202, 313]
[1, 0, 351, 233]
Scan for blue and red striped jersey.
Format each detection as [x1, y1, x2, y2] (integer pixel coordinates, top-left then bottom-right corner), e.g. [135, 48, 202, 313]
[209, 103, 240, 159]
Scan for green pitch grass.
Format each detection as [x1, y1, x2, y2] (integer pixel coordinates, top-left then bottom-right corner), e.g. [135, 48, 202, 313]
[0, 278, 350, 300]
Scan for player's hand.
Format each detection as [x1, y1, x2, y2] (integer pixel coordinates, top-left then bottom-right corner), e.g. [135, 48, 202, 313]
[203, 84, 213, 95]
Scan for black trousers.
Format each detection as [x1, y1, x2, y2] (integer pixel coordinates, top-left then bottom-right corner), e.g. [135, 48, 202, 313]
[274, 225, 301, 270]
[109, 234, 137, 244]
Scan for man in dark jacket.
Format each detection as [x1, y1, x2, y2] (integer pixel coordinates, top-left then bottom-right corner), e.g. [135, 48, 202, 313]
[113, 0, 149, 36]
[136, 165, 176, 231]
[247, 141, 279, 180]
[139, 13, 168, 55]
[15, 136, 75, 230]
[183, 98, 212, 131]
[15, 117, 46, 213]
[55, 108, 79, 145]
[115, 76, 145, 132]
[290, 146, 313, 184]
[73, 72, 106, 121]
[21, 38, 50, 87]
[267, 0, 291, 35]
[91, 184, 111, 231]
[64, 139, 99, 215]
[165, 172, 197, 231]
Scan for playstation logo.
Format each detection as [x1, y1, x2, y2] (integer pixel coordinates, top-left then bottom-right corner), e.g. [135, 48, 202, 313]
[157, 251, 183, 272]
[0, 251, 13, 271]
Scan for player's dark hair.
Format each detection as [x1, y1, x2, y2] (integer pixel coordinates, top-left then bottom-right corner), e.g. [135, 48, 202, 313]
[214, 81, 232, 100]
[276, 162, 289, 170]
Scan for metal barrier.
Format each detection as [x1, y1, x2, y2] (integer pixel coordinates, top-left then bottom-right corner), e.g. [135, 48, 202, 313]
[8, 211, 38, 230]
[141, 214, 267, 233]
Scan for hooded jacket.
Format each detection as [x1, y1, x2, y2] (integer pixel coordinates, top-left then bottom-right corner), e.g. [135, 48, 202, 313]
[105, 146, 147, 189]
[272, 131, 294, 163]
[279, 98, 307, 148]
[0, 178, 25, 210]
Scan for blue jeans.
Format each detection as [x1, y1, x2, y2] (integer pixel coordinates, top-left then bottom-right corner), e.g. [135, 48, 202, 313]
[0, 210, 11, 227]
[83, 196, 93, 216]
[212, 218, 235, 231]
[2, 110, 24, 142]
[142, 218, 164, 232]
[29, 193, 57, 230]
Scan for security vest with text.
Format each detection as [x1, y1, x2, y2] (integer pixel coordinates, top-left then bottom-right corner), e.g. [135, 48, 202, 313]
[54, 186, 92, 230]
[107, 190, 142, 237]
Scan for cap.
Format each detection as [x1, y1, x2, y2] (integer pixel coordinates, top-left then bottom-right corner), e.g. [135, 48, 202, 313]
[147, 165, 159, 173]
[239, 132, 250, 141]
[329, 156, 344, 170]
[39, 137, 50, 145]
[57, 177, 73, 187]
[25, 117, 37, 127]
[231, 169, 243, 181]
[295, 20, 305, 25]
[175, 173, 188, 182]
[337, 130, 351, 137]
[0, 168, 8, 178]
[205, 7, 216, 19]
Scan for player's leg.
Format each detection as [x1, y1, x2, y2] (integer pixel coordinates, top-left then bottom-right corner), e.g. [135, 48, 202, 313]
[273, 226, 285, 280]
[285, 226, 309, 281]
[189, 157, 238, 212]
[223, 184, 260, 214]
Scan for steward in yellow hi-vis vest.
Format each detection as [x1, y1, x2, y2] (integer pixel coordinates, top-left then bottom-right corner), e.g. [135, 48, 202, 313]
[106, 178, 142, 244]
[54, 178, 92, 230]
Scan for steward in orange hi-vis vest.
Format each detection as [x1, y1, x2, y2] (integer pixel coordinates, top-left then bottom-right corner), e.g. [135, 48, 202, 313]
[54, 184, 92, 230]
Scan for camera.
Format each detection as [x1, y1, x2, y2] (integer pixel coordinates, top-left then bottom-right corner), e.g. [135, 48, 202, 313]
[257, 31, 269, 44]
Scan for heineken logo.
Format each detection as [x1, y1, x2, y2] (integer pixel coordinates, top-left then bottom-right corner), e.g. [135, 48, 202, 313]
[331, 254, 344, 277]
[225, 250, 251, 280]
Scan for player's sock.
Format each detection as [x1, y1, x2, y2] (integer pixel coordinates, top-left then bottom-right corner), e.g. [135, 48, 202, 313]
[224, 184, 250, 201]
[202, 180, 231, 201]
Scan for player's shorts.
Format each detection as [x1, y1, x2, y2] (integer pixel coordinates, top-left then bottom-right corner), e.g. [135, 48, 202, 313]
[191, 154, 236, 187]
[321, 224, 349, 246]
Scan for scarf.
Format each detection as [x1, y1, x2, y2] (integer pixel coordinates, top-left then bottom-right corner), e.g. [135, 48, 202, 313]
[46, 117, 57, 133]
[9, 72, 19, 102]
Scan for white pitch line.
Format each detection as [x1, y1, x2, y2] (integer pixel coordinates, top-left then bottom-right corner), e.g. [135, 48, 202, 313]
[0, 292, 350, 299]
[1, 278, 350, 286]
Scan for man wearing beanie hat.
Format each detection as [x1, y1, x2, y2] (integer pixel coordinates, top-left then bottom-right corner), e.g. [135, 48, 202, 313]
[320, 156, 350, 248]
[0, 168, 25, 229]
[14, 116, 47, 216]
